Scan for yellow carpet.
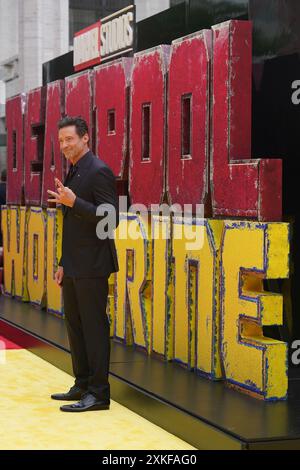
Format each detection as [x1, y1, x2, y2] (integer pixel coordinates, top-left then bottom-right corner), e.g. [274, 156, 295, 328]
[0, 348, 196, 450]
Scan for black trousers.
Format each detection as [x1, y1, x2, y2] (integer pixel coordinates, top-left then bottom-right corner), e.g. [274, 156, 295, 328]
[62, 276, 110, 400]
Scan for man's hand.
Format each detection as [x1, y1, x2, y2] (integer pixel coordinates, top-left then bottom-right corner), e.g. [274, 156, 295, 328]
[55, 266, 64, 287]
[47, 178, 76, 207]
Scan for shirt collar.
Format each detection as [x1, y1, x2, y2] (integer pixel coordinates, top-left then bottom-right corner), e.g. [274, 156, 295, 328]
[71, 150, 92, 169]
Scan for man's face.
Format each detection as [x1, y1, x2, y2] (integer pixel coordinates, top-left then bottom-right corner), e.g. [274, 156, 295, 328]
[58, 125, 88, 163]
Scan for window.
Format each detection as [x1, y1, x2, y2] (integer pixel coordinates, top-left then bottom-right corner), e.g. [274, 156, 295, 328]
[142, 103, 151, 160]
[181, 93, 192, 158]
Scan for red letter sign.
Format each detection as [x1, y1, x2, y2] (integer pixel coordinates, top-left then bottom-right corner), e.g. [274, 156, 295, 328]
[211, 20, 282, 220]
[94, 58, 132, 190]
[6, 94, 25, 205]
[24, 86, 46, 206]
[65, 70, 93, 148]
[41, 80, 65, 207]
[130, 46, 170, 207]
[168, 30, 211, 208]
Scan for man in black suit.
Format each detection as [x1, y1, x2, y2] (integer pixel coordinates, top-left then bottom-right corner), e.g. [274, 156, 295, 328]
[48, 116, 119, 412]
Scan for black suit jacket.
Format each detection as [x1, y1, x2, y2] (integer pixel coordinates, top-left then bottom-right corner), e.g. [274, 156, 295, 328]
[59, 150, 119, 277]
[0, 182, 6, 206]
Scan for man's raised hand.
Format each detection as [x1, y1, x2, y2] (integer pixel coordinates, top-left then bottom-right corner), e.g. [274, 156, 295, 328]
[47, 178, 76, 207]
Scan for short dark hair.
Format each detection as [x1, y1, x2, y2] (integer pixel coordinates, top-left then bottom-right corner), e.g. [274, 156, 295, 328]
[58, 116, 89, 138]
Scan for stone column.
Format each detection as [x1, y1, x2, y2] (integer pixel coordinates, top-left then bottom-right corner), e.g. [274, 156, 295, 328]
[18, 0, 69, 93]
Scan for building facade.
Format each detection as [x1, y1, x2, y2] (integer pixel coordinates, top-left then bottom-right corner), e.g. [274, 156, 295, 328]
[0, 0, 170, 172]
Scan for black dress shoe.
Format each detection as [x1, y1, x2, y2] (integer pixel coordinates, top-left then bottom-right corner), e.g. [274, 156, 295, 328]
[60, 392, 110, 412]
[51, 385, 86, 401]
